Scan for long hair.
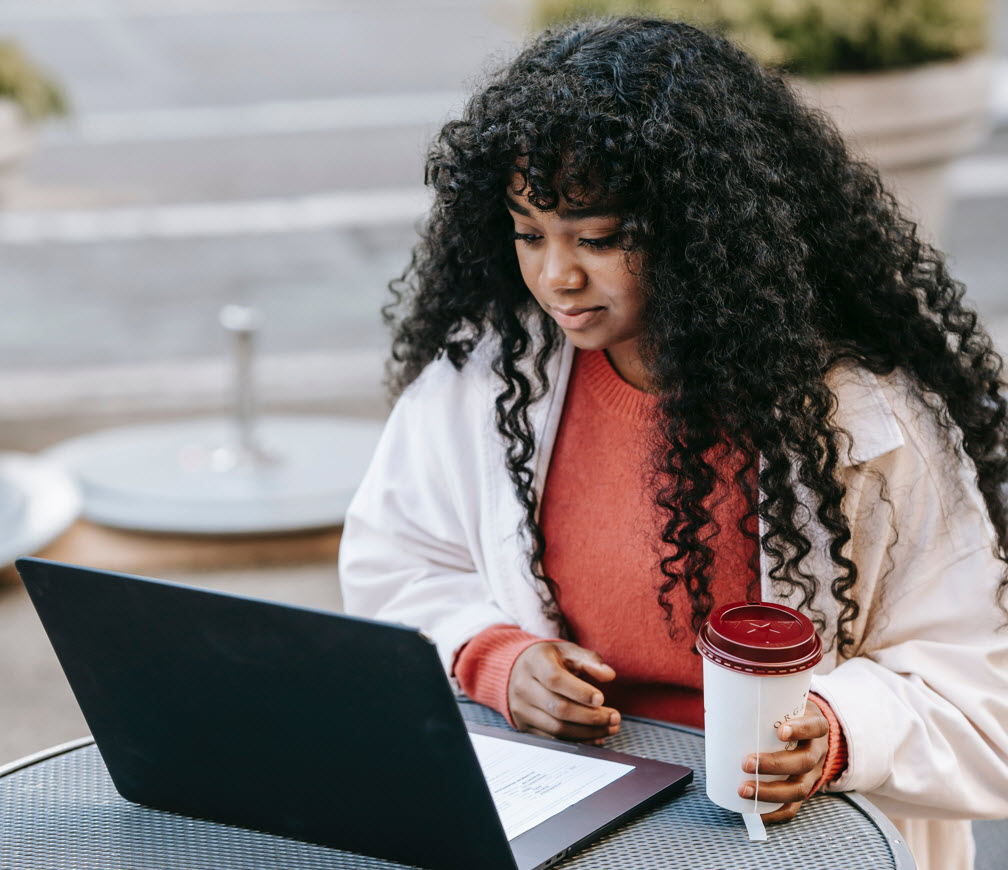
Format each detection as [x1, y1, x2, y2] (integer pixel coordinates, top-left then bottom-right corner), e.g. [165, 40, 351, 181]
[384, 16, 1008, 654]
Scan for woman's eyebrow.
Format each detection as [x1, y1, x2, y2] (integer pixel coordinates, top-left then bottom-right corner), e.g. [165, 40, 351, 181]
[505, 193, 617, 221]
[505, 194, 532, 216]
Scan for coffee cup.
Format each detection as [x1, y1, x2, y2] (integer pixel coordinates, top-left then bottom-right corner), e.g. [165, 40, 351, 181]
[696, 601, 823, 814]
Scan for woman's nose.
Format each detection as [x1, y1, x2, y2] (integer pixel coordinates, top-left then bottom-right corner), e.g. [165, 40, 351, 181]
[542, 242, 587, 292]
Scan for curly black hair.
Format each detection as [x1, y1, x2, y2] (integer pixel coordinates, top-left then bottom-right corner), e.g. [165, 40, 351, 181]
[384, 16, 1008, 655]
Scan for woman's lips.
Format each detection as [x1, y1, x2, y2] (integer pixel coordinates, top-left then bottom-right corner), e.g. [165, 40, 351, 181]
[551, 306, 604, 329]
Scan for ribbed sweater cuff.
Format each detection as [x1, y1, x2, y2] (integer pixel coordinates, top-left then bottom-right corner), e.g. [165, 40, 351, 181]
[809, 691, 849, 796]
[453, 624, 559, 728]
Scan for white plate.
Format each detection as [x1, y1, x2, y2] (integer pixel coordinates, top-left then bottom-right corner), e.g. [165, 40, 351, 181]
[45, 415, 385, 535]
[0, 452, 82, 569]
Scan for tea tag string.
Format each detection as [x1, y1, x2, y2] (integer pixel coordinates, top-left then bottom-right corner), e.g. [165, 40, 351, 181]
[742, 681, 767, 841]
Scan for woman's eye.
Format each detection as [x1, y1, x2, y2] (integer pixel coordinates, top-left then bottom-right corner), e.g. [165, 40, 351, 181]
[579, 234, 620, 250]
[510, 231, 542, 245]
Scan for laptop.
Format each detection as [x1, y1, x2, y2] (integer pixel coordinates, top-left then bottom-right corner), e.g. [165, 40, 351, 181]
[16, 557, 692, 870]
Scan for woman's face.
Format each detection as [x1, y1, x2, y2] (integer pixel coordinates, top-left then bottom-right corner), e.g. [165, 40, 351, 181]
[506, 180, 649, 389]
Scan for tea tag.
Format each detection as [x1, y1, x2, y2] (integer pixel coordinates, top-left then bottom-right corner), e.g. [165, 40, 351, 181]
[743, 812, 767, 841]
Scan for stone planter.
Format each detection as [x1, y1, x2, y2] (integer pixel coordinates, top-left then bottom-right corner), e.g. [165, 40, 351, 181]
[791, 54, 993, 245]
[0, 98, 32, 204]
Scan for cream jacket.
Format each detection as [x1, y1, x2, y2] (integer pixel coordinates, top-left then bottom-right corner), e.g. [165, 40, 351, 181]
[339, 338, 1008, 870]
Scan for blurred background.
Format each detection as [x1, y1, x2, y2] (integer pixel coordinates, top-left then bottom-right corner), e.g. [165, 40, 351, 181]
[0, 0, 1005, 454]
[0, 0, 527, 767]
[0, 0, 1006, 820]
[0, 0, 527, 447]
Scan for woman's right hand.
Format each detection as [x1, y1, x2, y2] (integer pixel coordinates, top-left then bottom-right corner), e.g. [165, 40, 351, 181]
[507, 641, 620, 743]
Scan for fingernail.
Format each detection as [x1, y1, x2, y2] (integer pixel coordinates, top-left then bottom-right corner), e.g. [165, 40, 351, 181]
[740, 785, 755, 799]
[591, 693, 603, 707]
[608, 725, 619, 735]
[609, 712, 620, 725]
[780, 725, 793, 740]
[743, 757, 757, 774]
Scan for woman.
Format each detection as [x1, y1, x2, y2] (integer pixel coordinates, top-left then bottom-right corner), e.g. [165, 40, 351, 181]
[338, 17, 1008, 870]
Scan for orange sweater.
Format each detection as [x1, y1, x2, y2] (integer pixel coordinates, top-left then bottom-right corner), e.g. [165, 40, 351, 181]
[454, 348, 847, 792]
[456, 348, 757, 727]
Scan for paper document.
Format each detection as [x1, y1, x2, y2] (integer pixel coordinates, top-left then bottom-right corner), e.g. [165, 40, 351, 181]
[469, 732, 633, 840]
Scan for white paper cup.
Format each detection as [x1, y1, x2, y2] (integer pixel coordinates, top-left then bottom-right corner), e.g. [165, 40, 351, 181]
[696, 602, 823, 814]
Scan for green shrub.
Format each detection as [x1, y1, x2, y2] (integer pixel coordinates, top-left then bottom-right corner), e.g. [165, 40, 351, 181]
[0, 41, 68, 120]
[533, 0, 991, 76]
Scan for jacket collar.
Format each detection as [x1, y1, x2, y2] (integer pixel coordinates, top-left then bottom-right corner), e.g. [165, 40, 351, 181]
[541, 341, 903, 468]
[826, 361, 904, 467]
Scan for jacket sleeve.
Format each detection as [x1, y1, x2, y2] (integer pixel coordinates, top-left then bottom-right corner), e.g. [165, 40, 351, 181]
[338, 359, 517, 676]
[809, 390, 1008, 821]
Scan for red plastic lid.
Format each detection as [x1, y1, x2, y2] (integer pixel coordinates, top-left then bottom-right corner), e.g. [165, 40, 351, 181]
[695, 601, 822, 675]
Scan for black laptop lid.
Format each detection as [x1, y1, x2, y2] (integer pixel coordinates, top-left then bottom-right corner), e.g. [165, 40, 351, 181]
[16, 557, 516, 870]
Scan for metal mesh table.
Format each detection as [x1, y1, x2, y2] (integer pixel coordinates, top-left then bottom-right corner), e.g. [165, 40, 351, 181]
[0, 700, 914, 869]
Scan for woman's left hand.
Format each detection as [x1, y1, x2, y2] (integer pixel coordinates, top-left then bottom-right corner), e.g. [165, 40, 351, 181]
[737, 697, 830, 823]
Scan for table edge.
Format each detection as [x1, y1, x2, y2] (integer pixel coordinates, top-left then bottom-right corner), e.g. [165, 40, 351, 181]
[838, 792, 918, 870]
[0, 736, 95, 779]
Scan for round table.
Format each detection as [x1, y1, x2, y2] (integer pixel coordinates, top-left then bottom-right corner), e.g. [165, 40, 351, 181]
[0, 701, 915, 870]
